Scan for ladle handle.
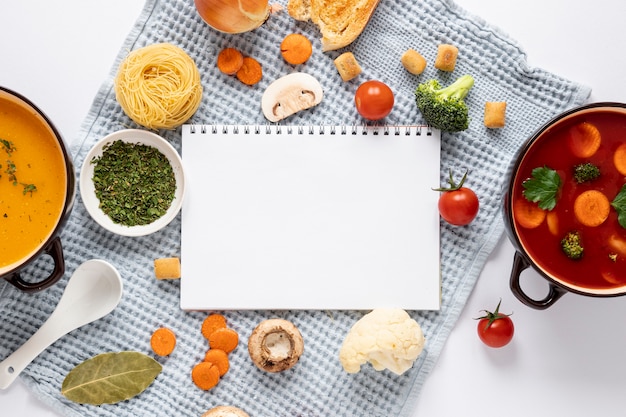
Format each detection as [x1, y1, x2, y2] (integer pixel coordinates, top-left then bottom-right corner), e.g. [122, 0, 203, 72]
[0, 310, 77, 389]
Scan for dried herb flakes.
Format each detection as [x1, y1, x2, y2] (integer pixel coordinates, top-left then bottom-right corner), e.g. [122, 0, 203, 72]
[91, 140, 176, 226]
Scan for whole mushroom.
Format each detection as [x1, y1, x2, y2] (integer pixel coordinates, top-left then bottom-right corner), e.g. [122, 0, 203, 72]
[247, 318, 304, 372]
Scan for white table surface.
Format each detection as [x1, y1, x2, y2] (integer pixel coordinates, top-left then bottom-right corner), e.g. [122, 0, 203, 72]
[2, 1, 626, 416]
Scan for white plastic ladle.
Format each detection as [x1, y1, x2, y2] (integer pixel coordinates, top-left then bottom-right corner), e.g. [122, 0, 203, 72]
[0, 259, 123, 389]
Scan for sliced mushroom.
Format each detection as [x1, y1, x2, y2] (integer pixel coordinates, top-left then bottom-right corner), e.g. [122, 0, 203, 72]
[261, 72, 323, 122]
[248, 318, 304, 372]
[201, 405, 250, 417]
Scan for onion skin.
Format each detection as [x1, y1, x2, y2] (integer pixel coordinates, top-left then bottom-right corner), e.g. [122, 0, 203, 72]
[194, 0, 271, 34]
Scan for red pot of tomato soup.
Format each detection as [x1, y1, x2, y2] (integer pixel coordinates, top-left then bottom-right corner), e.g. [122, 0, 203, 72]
[0, 87, 75, 293]
[504, 103, 626, 309]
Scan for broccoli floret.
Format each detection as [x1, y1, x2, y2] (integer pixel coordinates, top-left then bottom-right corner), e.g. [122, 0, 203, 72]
[414, 74, 475, 132]
[561, 231, 584, 260]
[573, 162, 600, 183]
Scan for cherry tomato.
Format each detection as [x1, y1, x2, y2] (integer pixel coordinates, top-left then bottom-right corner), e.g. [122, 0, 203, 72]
[475, 300, 514, 348]
[354, 80, 394, 120]
[434, 169, 479, 226]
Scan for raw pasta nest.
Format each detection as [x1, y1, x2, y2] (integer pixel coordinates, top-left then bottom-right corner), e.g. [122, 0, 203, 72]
[114, 43, 203, 130]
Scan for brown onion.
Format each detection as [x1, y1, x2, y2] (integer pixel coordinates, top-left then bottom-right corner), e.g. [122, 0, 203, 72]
[194, 0, 270, 34]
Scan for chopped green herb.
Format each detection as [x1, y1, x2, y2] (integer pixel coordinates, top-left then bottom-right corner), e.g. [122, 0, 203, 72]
[0, 137, 35, 192]
[611, 184, 626, 229]
[5, 160, 17, 185]
[91, 140, 176, 226]
[573, 162, 600, 184]
[522, 166, 562, 210]
[22, 183, 37, 195]
[0, 139, 16, 156]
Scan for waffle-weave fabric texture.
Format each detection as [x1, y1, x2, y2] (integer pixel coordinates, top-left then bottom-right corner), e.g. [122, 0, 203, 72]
[0, 0, 590, 416]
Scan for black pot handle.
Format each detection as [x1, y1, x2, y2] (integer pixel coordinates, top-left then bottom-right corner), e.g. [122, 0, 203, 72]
[509, 251, 567, 310]
[6, 237, 65, 293]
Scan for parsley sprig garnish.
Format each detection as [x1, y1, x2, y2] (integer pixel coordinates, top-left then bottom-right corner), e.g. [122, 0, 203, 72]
[522, 166, 562, 210]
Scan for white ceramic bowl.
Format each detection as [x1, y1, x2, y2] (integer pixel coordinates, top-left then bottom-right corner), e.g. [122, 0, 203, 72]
[79, 129, 184, 237]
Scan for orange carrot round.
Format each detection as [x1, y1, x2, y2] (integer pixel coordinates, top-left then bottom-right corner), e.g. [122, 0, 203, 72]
[217, 47, 244, 75]
[567, 122, 601, 158]
[236, 56, 263, 86]
[191, 361, 220, 390]
[150, 327, 177, 356]
[514, 197, 546, 229]
[209, 327, 239, 353]
[614, 143, 626, 176]
[201, 314, 228, 340]
[204, 349, 230, 376]
[280, 33, 313, 65]
[546, 210, 559, 236]
[573, 190, 610, 227]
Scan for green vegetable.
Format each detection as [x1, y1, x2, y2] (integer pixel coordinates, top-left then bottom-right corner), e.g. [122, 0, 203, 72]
[611, 184, 626, 229]
[560, 230, 584, 260]
[573, 162, 600, 183]
[61, 351, 162, 405]
[0, 137, 35, 193]
[414, 74, 475, 132]
[522, 166, 562, 210]
[91, 140, 176, 226]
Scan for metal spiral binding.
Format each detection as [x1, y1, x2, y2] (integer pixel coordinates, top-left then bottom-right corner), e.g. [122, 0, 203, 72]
[187, 124, 433, 136]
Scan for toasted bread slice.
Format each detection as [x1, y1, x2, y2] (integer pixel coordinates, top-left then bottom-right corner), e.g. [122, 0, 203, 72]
[287, 0, 380, 51]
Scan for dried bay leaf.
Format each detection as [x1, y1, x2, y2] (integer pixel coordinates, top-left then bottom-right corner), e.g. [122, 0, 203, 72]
[61, 351, 162, 405]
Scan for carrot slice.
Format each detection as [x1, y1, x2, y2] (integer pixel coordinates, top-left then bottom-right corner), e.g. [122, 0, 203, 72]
[208, 327, 239, 353]
[201, 314, 227, 340]
[217, 47, 244, 75]
[191, 361, 220, 390]
[614, 143, 626, 176]
[514, 197, 546, 229]
[573, 190, 610, 227]
[280, 33, 313, 65]
[204, 349, 230, 376]
[236, 56, 263, 86]
[607, 234, 626, 256]
[567, 122, 601, 158]
[150, 327, 177, 356]
[546, 210, 559, 236]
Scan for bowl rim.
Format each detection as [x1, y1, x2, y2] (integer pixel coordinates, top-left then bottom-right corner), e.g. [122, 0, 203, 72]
[79, 128, 184, 237]
[504, 102, 626, 297]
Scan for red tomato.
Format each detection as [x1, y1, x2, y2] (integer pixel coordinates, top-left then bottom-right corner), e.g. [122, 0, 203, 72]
[435, 170, 479, 226]
[354, 80, 394, 120]
[475, 300, 514, 348]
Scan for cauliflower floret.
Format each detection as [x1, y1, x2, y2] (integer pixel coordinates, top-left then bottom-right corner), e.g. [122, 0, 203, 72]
[339, 308, 425, 376]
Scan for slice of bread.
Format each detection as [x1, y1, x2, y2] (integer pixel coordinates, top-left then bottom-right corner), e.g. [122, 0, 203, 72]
[287, 0, 380, 51]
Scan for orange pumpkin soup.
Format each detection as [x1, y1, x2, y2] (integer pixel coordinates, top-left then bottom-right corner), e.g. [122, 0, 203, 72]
[0, 96, 67, 273]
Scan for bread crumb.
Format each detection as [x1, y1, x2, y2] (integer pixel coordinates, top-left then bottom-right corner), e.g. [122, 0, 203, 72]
[484, 102, 507, 128]
[154, 257, 181, 280]
[434, 44, 458, 72]
[333, 52, 362, 82]
[400, 49, 427, 75]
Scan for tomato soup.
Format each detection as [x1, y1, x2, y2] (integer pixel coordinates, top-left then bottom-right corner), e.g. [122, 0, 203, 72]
[512, 108, 626, 291]
[0, 95, 68, 273]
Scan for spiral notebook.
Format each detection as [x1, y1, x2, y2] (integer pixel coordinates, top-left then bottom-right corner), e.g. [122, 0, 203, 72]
[180, 124, 441, 310]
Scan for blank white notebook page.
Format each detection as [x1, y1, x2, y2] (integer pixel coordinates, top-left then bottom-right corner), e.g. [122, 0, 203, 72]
[181, 125, 441, 310]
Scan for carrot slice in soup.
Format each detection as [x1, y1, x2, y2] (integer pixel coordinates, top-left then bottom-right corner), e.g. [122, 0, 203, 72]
[614, 143, 626, 176]
[567, 122, 601, 158]
[573, 190, 610, 227]
[514, 197, 546, 229]
[546, 211, 559, 236]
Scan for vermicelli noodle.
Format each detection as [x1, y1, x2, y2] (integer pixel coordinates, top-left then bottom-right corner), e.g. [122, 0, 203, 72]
[114, 43, 203, 130]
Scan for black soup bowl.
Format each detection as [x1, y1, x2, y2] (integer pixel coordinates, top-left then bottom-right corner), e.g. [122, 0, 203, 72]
[504, 102, 626, 309]
[0, 87, 75, 293]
